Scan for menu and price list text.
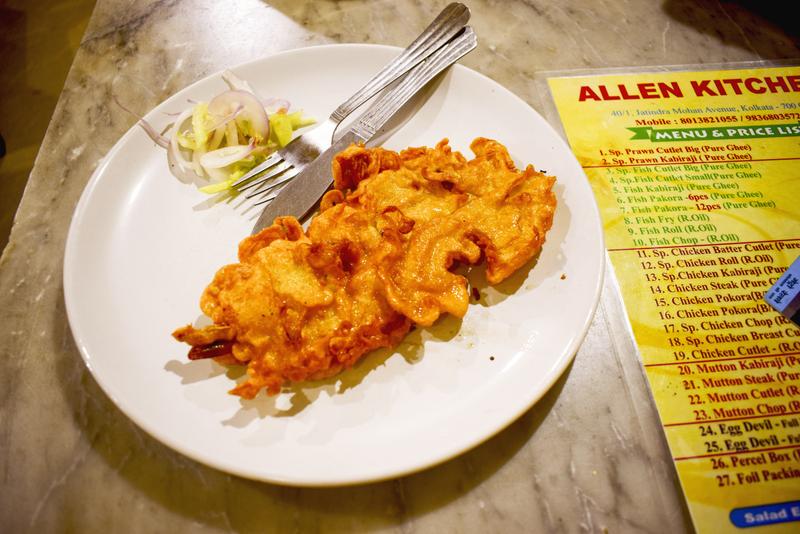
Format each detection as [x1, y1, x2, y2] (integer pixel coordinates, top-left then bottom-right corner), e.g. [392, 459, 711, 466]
[549, 67, 800, 533]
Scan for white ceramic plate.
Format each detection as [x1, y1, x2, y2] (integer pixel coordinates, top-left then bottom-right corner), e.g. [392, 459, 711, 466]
[64, 44, 604, 486]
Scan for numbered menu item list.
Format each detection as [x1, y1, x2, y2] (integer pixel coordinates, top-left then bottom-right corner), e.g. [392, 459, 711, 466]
[549, 66, 800, 533]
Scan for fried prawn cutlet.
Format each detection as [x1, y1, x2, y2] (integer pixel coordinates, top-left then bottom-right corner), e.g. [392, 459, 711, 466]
[173, 138, 556, 398]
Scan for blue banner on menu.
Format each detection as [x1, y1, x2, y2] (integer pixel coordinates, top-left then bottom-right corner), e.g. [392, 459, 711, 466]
[730, 501, 800, 528]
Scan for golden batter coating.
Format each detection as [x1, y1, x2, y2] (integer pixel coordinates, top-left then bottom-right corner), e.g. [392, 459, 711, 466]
[173, 138, 556, 398]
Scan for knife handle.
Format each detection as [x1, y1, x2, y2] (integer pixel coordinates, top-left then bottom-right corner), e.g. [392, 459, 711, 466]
[352, 27, 477, 141]
[329, 3, 470, 124]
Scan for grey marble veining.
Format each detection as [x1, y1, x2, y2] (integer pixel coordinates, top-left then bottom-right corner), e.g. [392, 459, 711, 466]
[1, 1, 797, 532]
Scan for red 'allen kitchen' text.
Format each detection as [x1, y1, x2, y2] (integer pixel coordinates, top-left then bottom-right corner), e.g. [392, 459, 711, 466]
[578, 76, 800, 102]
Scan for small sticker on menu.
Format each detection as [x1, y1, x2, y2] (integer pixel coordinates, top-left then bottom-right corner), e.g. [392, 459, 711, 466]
[764, 254, 800, 326]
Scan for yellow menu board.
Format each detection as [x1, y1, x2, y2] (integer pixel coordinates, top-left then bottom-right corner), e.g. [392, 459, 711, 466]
[548, 66, 800, 532]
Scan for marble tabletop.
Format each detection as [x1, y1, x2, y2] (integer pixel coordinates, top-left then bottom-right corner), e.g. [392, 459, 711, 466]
[1, 1, 798, 532]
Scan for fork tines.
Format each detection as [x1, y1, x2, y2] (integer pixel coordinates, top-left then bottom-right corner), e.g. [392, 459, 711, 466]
[244, 166, 299, 200]
[230, 151, 297, 202]
[231, 152, 282, 189]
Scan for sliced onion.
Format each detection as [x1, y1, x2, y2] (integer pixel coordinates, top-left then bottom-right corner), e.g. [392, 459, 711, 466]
[200, 140, 256, 169]
[221, 70, 256, 94]
[112, 93, 170, 148]
[169, 107, 196, 173]
[206, 127, 225, 151]
[204, 164, 231, 183]
[207, 104, 243, 132]
[208, 90, 269, 141]
[191, 146, 205, 177]
[139, 73, 281, 189]
[137, 120, 169, 148]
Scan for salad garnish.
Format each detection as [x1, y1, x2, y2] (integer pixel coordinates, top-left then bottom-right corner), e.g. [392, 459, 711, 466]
[138, 70, 314, 194]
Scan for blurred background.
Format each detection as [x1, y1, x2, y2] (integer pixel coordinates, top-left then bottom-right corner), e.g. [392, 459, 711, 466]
[0, 0, 96, 254]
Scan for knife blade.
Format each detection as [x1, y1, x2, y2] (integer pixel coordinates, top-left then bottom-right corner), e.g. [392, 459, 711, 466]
[252, 26, 477, 233]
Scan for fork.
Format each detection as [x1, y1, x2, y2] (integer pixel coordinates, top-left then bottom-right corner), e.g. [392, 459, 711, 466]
[230, 2, 470, 199]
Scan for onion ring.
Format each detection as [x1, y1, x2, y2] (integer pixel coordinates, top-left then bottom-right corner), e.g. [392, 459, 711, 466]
[208, 90, 269, 142]
[169, 107, 196, 173]
[200, 139, 257, 169]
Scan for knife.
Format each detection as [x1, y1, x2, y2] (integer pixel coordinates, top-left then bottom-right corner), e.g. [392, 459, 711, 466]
[252, 26, 477, 233]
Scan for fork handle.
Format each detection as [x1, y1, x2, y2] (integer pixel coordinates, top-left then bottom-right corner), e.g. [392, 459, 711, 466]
[352, 27, 477, 141]
[329, 3, 470, 124]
